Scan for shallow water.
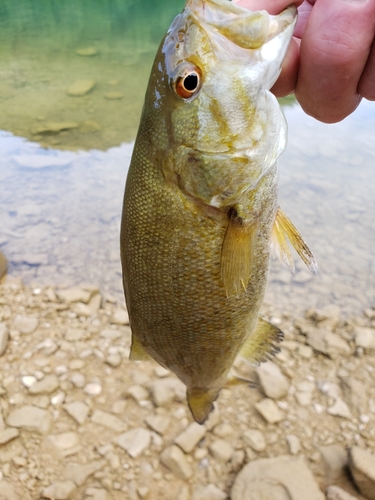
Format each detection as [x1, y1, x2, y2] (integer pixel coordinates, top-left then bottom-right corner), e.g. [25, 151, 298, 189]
[0, 0, 375, 315]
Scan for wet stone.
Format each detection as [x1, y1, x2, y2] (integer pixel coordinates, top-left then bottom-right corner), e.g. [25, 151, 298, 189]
[160, 444, 193, 480]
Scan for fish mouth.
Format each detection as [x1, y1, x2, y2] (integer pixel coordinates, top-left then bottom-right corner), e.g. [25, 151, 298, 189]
[187, 0, 297, 50]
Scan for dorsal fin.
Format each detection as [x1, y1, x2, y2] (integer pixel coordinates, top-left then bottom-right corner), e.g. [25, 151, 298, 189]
[239, 317, 284, 365]
[272, 207, 318, 274]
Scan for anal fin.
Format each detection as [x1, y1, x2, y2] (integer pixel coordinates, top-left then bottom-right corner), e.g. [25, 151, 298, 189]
[221, 209, 258, 298]
[239, 317, 284, 365]
[272, 207, 318, 274]
[129, 334, 153, 362]
[187, 387, 219, 425]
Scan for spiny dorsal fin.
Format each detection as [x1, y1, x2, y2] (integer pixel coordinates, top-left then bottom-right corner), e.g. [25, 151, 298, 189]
[239, 317, 284, 365]
[129, 334, 153, 361]
[187, 387, 219, 424]
[221, 209, 258, 297]
[272, 207, 318, 274]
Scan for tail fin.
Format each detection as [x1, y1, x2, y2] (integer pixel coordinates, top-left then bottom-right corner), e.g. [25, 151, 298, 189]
[187, 387, 219, 424]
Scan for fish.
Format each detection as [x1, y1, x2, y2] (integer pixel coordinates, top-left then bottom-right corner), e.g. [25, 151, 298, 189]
[120, 0, 317, 424]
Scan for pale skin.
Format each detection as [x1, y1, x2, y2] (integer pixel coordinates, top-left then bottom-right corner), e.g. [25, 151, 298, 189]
[236, 0, 375, 123]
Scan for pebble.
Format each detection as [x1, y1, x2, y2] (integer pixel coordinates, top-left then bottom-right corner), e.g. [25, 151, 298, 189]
[0, 428, 19, 445]
[75, 47, 98, 56]
[255, 398, 284, 424]
[145, 414, 171, 435]
[348, 446, 375, 500]
[42, 480, 77, 500]
[67, 79, 96, 97]
[231, 455, 325, 500]
[28, 374, 59, 394]
[213, 423, 234, 438]
[126, 385, 149, 403]
[70, 373, 86, 388]
[175, 422, 207, 453]
[327, 398, 352, 419]
[12, 314, 39, 334]
[7, 405, 51, 434]
[242, 429, 266, 452]
[209, 439, 234, 462]
[85, 488, 109, 500]
[256, 361, 289, 399]
[150, 377, 185, 406]
[91, 409, 127, 433]
[319, 444, 348, 485]
[111, 308, 129, 325]
[326, 486, 359, 500]
[192, 484, 227, 500]
[286, 434, 301, 455]
[63, 460, 106, 486]
[0, 323, 9, 357]
[43, 432, 81, 457]
[57, 287, 91, 304]
[114, 428, 151, 458]
[84, 382, 102, 396]
[160, 445, 193, 480]
[354, 326, 375, 349]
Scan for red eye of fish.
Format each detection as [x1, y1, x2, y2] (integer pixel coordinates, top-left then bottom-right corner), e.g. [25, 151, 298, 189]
[174, 66, 202, 99]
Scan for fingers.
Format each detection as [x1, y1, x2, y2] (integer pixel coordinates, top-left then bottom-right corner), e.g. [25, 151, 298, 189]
[271, 38, 300, 97]
[295, 0, 375, 123]
[235, 0, 304, 15]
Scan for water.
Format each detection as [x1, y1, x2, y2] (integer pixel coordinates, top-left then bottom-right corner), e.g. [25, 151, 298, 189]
[0, 0, 374, 315]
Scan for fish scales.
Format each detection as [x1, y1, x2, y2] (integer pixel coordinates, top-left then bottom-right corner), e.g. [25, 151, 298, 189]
[121, 0, 316, 423]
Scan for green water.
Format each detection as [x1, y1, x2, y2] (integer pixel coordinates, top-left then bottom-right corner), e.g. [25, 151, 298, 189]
[0, 0, 184, 150]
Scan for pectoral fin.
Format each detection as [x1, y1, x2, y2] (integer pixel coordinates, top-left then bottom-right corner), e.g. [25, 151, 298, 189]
[272, 207, 318, 274]
[129, 335, 153, 361]
[187, 387, 219, 424]
[239, 317, 284, 365]
[221, 209, 258, 297]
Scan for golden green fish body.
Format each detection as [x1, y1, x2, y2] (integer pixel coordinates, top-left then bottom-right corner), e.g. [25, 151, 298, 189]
[121, 0, 298, 423]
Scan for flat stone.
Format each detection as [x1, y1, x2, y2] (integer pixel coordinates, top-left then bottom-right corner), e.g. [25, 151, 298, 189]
[7, 405, 51, 434]
[348, 446, 375, 500]
[256, 361, 289, 399]
[76, 47, 98, 56]
[57, 287, 91, 304]
[105, 92, 124, 100]
[145, 415, 171, 436]
[286, 435, 301, 455]
[354, 327, 375, 349]
[150, 377, 185, 406]
[114, 428, 151, 458]
[326, 486, 359, 500]
[63, 460, 106, 486]
[12, 314, 39, 334]
[111, 308, 129, 325]
[0, 323, 9, 357]
[255, 398, 284, 424]
[67, 79, 96, 96]
[327, 398, 352, 419]
[231, 455, 325, 500]
[160, 445, 192, 480]
[0, 428, 19, 445]
[63, 402, 90, 425]
[192, 484, 227, 500]
[209, 439, 233, 462]
[28, 374, 59, 394]
[42, 481, 77, 499]
[43, 432, 81, 457]
[243, 429, 266, 452]
[91, 409, 127, 433]
[175, 422, 206, 453]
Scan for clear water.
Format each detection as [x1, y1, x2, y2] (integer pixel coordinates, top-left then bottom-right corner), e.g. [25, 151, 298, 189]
[0, 0, 374, 315]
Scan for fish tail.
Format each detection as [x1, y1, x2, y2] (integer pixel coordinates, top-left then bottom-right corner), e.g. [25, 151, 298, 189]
[186, 387, 219, 425]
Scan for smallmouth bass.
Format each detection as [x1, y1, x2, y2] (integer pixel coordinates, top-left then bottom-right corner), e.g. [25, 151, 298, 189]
[121, 0, 316, 424]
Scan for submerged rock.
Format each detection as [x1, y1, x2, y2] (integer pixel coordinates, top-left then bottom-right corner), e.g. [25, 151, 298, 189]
[67, 79, 96, 96]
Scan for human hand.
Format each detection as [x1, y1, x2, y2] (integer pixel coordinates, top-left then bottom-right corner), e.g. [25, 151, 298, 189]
[237, 0, 375, 123]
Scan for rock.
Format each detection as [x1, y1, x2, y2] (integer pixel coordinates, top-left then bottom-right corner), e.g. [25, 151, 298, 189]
[70, 373, 86, 388]
[354, 327, 375, 350]
[209, 439, 233, 462]
[242, 429, 266, 452]
[0, 251, 7, 279]
[0, 481, 18, 500]
[105, 92, 124, 100]
[106, 353, 122, 367]
[57, 287, 91, 304]
[319, 444, 348, 486]
[0, 323, 9, 357]
[255, 398, 284, 424]
[306, 328, 350, 358]
[126, 385, 149, 403]
[12, 314, 39, 334]
[63, 460, 106, 486]
[84, 382, 102, 396]
[231, 450, 246, 473]
[0, 428, 19, 445]
[175, 422, 207, 453]
[341, 378, 367, 414]
[42, 481, 77, 499]
[85, 488, 109, 500]
[75, 47, 98, 56]
[114, 428, 151, 458]
[145, 414, 170, 435]
[7, 405, 51, 434]
[326, 486, 359, 500]
[192, 484, 227, 500]
[150, 377, 185, 406]
[327, 398, 352, 419]
[256, 361, 289, 399]
[65, 328, 86, 341]
[91, 409, 127, 433]
[30, 122, 79, 135]
[43, 432, 81, 457]
[111, 308, 129, 325]
[348, 446, 375, 500]
[286, 435, 301, 455]
[0, 438, 24, 463]
[231, 455, 325, 500]
[67, 79, 96, 96]
[28, 374, 59, 394]
[160, 445, 192, 480]
[213, 423, 234, 438]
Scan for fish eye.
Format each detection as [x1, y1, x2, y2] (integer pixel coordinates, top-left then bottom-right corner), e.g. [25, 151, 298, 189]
[173, 65, 202, 99]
